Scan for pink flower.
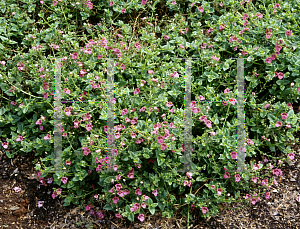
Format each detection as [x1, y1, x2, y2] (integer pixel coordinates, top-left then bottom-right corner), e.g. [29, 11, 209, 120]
[205, 120, 212, 128]
[288, 153, 295, 160]
[253, 164, 260, 170]
[275, 121, 282, 127]
[186, 172, 193, 179]
[84, 48, 93, 54]
[202, 207, 209, 214]
[85, 204, 93, 211]
[277, 72, 284, 79]
[63, 88, 70, 94]
[265, 192, 271, 199]
[16, 135, 24, 141]
[142, 195, 149, 202]
[273, 3, 281, 9]
[1, 142, 8, 149]
[44, 134, 51, 140]
[217, 188, 223, 196]
[272, 168, 282, 177]
[86, 123, 93, 131]
[207, 28, 213, 34]
[86, 0, 93, 9]
[141, 0, 147, 5]
[219, 24, 225, 31]
[171, 1, 176, 5]
[211, 185, 216, 189]
[242, 13, 249, 20]
[134, 88, 140, 95]
[247, 139, 254, 145]
[242, 51, 248, 56]
[251, 177, 258, 183]
[224, 88, 230, 94]
[70, 52, 78, 60]
[116, 213, 122, 218]
[265, 57, 273, 64]
[210, 131, 216, 136]
[235, 174, 241, 182]
[231, 151, 237, 159]
[287, 103, 293, 109]
[198, 7, 204, 13]
[53, 0, 58, 6]
[112, 196, 119, 204]
[199, 115, 207, 122]
[43, 82, 49, 90]
[138, 214, 145, 222]
[264, 104, 270, 109]
[285, 30, 292, 36]
[256, 13, 263, 18]
[61, 177, 68, 184]
[212, 55, 219, 61]
[135, 42, 141, 50]
[135, 188, 142, 195]
[261, 179, 269, 187]
[121, 8, 126, 14]
[224, 172, 230, 179]
[244, 194, 251, 199]
[281, 113, 288, 120]
[152, 190, 158, 196]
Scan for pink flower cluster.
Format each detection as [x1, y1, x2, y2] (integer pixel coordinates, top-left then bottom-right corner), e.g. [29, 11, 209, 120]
[244, 192, 260, 205]
[265, 39, 284, 64]
[199, 115, 212, 128]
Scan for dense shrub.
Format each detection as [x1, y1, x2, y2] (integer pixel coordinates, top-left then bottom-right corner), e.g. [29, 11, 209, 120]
[0, 0, 300, 224]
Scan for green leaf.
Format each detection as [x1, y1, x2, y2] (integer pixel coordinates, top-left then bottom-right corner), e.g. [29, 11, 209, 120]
[156, 150, 165, 166]
[167, 89, 181, 99]
[204, 70, 219, 82]
[157, 200, 165, 211]
[11, 115, 21, 124]
[0, 107, 6, 115]
[17, 122, 24, 134]
[22, 106, 29, 114]
[287, 109, 294, 118]
[103, 203, 113, 211]
[124, 205, 131, 213]
[146, 197, 153, 205]
[128, 212, 135, 222]
[260, 111, 266, 118]
[76, 189, 82, 196]
[67, 181, 75, 189]
[268, 114, 276, 122]
[72, 176, 79, 182]
[149, 206, 156, 215]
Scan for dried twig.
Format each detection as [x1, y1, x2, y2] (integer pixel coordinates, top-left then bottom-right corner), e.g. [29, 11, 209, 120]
[127, 12, 142, 52]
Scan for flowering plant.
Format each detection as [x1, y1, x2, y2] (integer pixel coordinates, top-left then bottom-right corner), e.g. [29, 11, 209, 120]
[0, 0, 300, 225]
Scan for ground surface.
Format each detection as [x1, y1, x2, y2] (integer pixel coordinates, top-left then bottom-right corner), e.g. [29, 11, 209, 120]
[0, 103, 299, 229]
